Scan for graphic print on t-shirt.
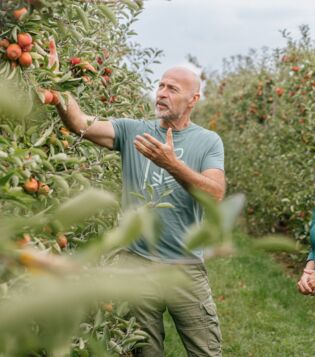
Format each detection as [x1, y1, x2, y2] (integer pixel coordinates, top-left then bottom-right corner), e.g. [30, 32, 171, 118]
[142, 148, 184, 193]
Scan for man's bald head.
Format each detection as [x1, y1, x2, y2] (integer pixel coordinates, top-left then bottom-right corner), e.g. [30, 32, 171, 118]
[155, 66, 201, 122]
[162, 67, 201, 95]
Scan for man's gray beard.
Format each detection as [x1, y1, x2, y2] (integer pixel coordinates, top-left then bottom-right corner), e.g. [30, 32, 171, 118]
[155, 108, 178, 121]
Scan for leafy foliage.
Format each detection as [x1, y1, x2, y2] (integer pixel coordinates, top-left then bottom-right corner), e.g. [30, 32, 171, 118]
[0, 0, 161, 355]
[0, 182, 246, 356]
[0, 0, 163, 252]
[0, 1, 298, 355]
[193, 25, 315, 242]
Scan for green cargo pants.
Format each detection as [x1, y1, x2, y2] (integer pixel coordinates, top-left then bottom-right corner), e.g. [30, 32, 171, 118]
[109, 250, 222, 357]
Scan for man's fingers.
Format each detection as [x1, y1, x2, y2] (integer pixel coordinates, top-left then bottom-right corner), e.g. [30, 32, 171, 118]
[134, 139, 152, 158]
[166, 128, 173, 146]
[143, 133, 162, 148]
[135, 135, 157, 150]
[141, 130, 173, 149]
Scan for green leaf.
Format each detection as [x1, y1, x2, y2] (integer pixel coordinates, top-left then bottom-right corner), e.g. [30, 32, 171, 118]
[36, 90, 46, 104]
[116, 301, 129, 317]
[0, 150, 8, 158]
[30, 52, 45, 61]
[141, 210, 160, 245]
[0, 191, 35, 206]
[155, 202, 175, 209]
[126, 316, 136, 334]
[121, 0, 139, 11]
[34, 42, 48, 57]
[191, 189, 221, 227]
[0, 172, 15, 186]
[122, 335, 146, 347]
[94, 309, 103, 328]
[50, 153, 68, 161]
[42, 160, 55, 172]
[54, 189, 117, 229]
[73, 5, 90, 31]
[130, 191, 146, 200]
[11, 26, 18, 42]
[33, 123, 55, 147]
[69, 26, 82, 42]
[160, 188, 173, 198]
[72, 172, 90, 189]
[101, 209, 143, 252]
[29, 148, 48, 159]
[6, 66, 18, 81]
[108, 340, 123, 354]
[0, 62, 11, 77]
[98, 4, 117, 25]
[53, 175, 70, 195]
[253, 235, 298, 253]
[146, 183, 154, 200]
[219, 194, 245, 233]
[56, 72, 73, 84]
[185, 225, 218, 250]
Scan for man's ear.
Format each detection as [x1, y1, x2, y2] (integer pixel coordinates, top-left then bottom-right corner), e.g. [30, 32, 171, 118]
[189, 93, 200, 108]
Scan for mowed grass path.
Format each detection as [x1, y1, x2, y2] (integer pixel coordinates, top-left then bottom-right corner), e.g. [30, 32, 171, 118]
[164, 235, 315, 357]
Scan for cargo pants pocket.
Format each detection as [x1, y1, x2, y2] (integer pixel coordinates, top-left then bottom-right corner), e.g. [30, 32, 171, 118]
[202, 299, 222, 348]
[170, 298, 222, 357]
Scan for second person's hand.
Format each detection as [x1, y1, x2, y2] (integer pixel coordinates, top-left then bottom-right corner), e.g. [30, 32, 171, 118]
[297, 269, 314, 295]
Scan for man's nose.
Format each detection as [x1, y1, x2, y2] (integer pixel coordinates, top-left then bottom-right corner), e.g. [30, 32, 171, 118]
[157, 87, 168, 99]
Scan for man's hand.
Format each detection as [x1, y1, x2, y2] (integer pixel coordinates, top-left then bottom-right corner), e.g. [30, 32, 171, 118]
[134, 128, 225, 201]
[297, 269, 315, 295]
[306, 270, 315, 293]
[134, 128, 177, 170]
[51, 90, 61, 105]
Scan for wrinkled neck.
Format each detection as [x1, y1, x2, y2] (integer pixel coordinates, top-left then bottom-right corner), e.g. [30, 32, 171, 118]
[159, 116, 191, 131]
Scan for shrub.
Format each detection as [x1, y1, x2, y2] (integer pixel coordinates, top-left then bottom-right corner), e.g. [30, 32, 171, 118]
[193, 25, 315, 241]
[0, 0, 162, 355]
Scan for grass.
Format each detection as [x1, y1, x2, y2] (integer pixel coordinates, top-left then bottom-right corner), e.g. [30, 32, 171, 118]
[163, 234, 315, 357]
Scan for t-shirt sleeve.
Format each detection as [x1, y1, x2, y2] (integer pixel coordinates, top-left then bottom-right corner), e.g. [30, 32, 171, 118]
[110, 118, 138, 151]
[307, 251, 315, 261]
[307, 209, 315, 261]
[201, 135, 224, 172]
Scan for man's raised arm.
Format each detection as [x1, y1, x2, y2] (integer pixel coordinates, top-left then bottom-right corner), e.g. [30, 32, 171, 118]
[55, 93, 115, 149]
[134, 128, 225, 201]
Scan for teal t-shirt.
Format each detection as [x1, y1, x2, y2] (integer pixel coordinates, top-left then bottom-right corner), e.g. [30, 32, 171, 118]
[307, 209, 315, 261]
[111, 118, 224, 263]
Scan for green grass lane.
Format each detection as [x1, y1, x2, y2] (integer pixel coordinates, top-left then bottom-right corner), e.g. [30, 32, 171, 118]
[164, 235, 315, 357]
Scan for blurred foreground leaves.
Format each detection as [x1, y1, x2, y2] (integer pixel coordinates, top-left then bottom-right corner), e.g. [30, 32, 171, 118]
[0, 45, 301, 357]
[0, 182, 247, 356]
[0, 182, 298, 355]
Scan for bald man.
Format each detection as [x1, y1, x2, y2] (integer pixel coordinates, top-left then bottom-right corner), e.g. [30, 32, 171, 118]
[56, 67, 225, 356]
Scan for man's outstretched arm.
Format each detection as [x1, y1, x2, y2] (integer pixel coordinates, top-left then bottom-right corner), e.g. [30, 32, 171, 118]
[55, 93, 115, 149]
[134, 128, 225, 201]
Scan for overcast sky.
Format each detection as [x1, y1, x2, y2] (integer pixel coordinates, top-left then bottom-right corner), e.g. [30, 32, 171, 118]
[133, 0, 315, 90]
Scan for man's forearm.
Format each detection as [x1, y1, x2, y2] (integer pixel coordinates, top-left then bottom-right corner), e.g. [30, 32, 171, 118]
[166, 159, 225, 201]
[55, 93, 115, 148]
[133, 130, 225, 200]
